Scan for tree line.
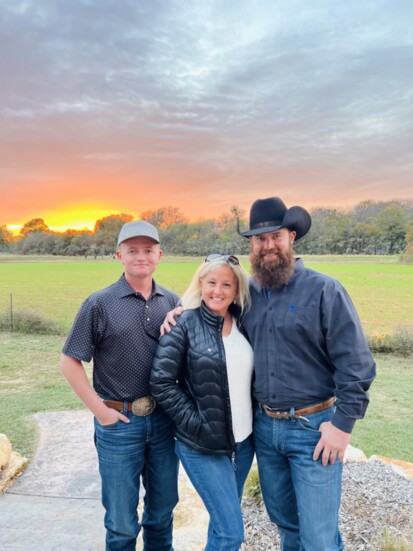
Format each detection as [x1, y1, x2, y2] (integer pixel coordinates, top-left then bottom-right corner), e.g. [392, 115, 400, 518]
[1, 200, 413, 258]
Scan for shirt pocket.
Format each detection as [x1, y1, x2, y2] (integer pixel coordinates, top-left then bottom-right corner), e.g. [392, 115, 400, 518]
[283, 305, 322, 342]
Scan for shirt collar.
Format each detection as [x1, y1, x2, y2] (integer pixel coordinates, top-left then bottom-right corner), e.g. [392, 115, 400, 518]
[115, 274, 165, 298]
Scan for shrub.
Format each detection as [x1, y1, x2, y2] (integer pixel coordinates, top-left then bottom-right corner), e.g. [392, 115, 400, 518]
[0, 308, 63, 335]
[380, 529, 413, 551]
[399, 252, 413, 264]
[244, 466, 262, 505]
[368, 327, 413, 357]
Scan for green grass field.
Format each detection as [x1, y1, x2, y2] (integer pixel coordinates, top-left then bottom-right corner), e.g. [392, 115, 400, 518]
[0, 254, 412, 333]
[0, 255, 412, 462]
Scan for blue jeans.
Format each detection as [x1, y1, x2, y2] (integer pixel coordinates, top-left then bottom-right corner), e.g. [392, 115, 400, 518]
[175, 435, 254, 551]
[94, 407, 179, 551]
[254, 406, 344, 551]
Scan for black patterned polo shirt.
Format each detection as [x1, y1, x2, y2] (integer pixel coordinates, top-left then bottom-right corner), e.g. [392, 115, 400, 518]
[62, 274, 179, 401]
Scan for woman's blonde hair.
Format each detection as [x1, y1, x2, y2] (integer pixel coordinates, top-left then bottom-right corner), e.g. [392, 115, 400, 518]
[181, 256, 251, 315]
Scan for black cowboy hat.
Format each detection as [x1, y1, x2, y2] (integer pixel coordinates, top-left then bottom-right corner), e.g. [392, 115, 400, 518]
[238, 197, 312, 240]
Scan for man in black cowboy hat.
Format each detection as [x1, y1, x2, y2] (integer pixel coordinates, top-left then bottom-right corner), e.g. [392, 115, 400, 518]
[239, 197, 376, 551]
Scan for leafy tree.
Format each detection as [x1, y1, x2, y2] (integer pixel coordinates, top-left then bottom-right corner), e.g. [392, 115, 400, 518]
[49, 229, 93, 256]
[94, 213, 134, 255]
[6, 200, 412, 257]
[405, 220, 413, 253]
[159, 223, 193, 255]
[214, 206, 249, 255]
[300, 208, 351, 254]
[348, 222, 379, 254]
[52, 229, 80, 256]
[66, 232, 93, 257]
[141, 206, 189, 229]
[94, 213, 133, 234]
[400, 220, 413, 262]
[0, 225, 13, 250]
[19, 218, 49, 237]
[374, 205, 407, 254]
[15, 231, 57, 254]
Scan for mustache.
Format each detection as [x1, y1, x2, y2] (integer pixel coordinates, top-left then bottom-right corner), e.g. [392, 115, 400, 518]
[259, 249, 278, 257]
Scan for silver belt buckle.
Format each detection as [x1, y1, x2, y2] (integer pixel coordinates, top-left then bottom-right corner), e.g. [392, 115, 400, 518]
[131, 397, 156, 416]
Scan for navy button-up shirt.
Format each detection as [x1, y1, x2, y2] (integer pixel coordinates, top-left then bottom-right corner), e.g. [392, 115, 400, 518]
[242, 258, 376, 433]
[62, 274, 179, 401]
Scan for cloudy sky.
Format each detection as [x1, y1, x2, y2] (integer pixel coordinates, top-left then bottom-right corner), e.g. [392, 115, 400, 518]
[1, 0, 412, 232]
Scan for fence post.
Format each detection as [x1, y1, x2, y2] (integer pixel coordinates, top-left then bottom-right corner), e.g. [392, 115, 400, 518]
[10, 289, 13, 332]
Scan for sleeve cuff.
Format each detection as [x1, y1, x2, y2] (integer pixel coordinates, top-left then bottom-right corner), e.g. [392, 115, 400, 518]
[331, 412, 356, 434]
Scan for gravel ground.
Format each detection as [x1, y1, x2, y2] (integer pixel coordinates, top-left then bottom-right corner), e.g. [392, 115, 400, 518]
[241, 461, 413, 550]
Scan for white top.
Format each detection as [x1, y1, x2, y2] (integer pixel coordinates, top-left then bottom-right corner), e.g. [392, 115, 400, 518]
[223, 318, 254, 443]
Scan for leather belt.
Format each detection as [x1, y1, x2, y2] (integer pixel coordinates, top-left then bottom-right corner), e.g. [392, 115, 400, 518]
[262, 397, 336, 420]
[103, 397, 156, 416]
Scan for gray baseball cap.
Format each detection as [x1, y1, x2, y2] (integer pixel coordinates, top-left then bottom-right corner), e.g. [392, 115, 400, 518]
[117, 220, 160, 246]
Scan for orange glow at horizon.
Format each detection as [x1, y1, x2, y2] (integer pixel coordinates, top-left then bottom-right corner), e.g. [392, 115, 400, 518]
[7, 206, 138, 236]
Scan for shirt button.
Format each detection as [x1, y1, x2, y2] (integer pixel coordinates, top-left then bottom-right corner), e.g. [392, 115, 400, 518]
[271, 372, 275, 377]
[269, 328, 272, 333]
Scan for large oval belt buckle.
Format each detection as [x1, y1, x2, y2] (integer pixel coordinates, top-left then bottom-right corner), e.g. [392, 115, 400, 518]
[131, 397, 156, 416]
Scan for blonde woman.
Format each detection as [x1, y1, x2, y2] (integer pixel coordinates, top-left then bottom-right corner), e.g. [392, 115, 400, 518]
[151, 254, 254, 551]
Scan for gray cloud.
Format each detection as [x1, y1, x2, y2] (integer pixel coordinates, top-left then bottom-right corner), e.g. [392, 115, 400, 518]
[1, 0, 412, 223]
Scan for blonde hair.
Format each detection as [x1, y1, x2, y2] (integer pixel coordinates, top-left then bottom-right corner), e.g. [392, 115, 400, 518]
[181, 257, 251, 315]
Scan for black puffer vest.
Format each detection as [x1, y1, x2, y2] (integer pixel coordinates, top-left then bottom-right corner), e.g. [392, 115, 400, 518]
[151, 302, 243, 455]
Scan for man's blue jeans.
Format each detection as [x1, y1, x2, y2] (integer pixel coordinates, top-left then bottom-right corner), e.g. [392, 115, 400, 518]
[254, 405, 344, 551]
[175, 435, 254, 551]
[94, 408, 179, 551]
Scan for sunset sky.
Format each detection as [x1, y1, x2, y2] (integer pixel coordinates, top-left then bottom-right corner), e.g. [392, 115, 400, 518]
[1, 0, 413, 233]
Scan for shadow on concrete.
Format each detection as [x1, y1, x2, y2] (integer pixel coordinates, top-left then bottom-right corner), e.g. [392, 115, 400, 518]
[0, 411, 208, 551]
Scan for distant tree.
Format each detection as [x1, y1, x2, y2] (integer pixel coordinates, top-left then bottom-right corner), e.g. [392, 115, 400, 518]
[159, 206, 249, 256]
[400, 220, 413, 262]
[94, 213, 134, 254]
[19, 218, 49, 237]
[214, 206, 249, 255]
[351, 200, 380, 223]
[405, 220, 413, 253]
[66, 232, 93, 256]
[52, 229, 79, 256]
[374, 205, 407, 254]
[0, 225, 13, 250]
[348, 222, 379, 254]
[141, 206, 188, 229]
[300, 208, 351, 254]
[15, 231, 57, 254]
[8, 200, 411, 257]
[159, 223, 193, 255]
[94, 213, 133, 234]
[49, 229, 93, 256]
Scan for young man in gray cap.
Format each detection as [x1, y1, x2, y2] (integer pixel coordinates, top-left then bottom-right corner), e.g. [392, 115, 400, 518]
[239, 197, 376, 551]
[60, 220, 179, 551]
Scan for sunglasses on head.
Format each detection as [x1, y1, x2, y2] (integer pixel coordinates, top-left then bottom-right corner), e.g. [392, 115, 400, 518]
[205, 253, 240, 265]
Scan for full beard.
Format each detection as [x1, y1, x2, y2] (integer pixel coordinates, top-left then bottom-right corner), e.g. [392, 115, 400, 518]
[250, 247, 295, 290]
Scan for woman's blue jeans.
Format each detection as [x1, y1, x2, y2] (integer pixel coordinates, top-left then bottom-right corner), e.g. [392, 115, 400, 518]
[254, 405, 344, 551]
[175, 435, 254, 551]
[94, 408, 179, 551]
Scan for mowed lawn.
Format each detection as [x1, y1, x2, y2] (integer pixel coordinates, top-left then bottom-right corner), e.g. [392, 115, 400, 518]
[0, 255, 412, 462]
[0, 254, 412, 333]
